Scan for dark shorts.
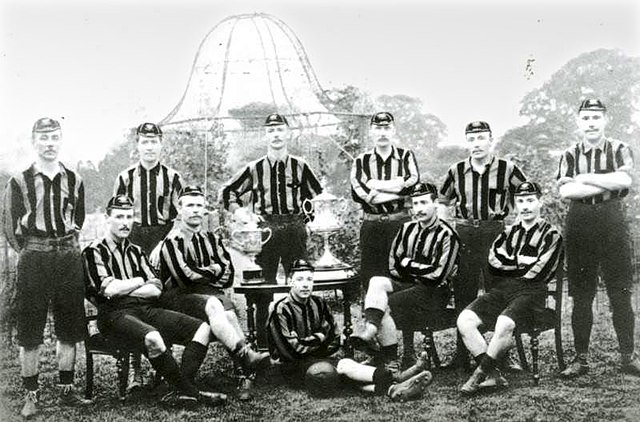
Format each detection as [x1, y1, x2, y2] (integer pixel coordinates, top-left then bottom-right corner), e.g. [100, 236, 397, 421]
[388, 279, 450, 330]
[160, 285, 235, 321]
[466, 278, 545, 328]
[16, 243, 87, 348]
[98, 304, 203, 353]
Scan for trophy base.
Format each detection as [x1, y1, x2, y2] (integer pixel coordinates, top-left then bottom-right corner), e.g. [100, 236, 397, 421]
[241, 268, 266, 285]
[313, 264, 356, 282]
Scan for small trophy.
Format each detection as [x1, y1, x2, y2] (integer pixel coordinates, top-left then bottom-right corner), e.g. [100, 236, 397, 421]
[304, 190, 355, 281]
[230, 217, 272, 285]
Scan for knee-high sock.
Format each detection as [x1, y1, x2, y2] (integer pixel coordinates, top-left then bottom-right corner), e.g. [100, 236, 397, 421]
[378, 312, 398, 347]
[149, 350, 199, 397]
[372, 368, 394, 395]
[181, 341, 208, 383]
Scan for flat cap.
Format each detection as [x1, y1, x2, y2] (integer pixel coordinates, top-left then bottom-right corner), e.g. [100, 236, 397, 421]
[179, 185, 205, 198]
[32, 117, 61, 133]
[578, 99, 606, 112]
[465, 121, 492, 134]
[107, 195, 134, 210]
[136, 122, 163, 136]
[410, 182, 439, 198]
[514, 181, 542, 197]
[291, 258, 315, 273]
[370, 112, 394, 126]
[264, 113, 289, 126]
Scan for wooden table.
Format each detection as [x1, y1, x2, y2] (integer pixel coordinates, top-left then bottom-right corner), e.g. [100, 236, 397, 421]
[234, 276, 359, 357]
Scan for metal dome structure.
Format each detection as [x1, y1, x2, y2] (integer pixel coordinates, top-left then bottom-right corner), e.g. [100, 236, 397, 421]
[161, 12, 341, 135]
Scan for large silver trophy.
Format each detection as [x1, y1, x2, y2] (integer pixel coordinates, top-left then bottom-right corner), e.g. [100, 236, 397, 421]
[230, 215, 272, 285]
[304, 191, 355, 281]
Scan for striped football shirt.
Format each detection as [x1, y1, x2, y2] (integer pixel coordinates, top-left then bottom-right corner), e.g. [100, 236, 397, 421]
[488, 219, 563, 284]
[440, 157, 526, 220]
[114, 163, 183, 226]
[160, 225, 234, 290]
[389, 218, 460, 286]
[556, 138, 634, 204]
[350, 146, 420, 214]
[3, 162, 85, 249]
[220, 155, 322, 215]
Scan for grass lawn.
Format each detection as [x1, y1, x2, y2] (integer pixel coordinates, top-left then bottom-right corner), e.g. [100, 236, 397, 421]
[1, 290, 640, 422]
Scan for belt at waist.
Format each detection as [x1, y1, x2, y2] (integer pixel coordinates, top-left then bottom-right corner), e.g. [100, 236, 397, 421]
[23, 233, 78, 251]
[363, 210, 409, 222]
[454, 218, 505, 228]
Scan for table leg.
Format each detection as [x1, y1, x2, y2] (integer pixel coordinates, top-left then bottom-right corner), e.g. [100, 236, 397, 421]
[246, 295, 257, 349]
[342, 291, 354, 358]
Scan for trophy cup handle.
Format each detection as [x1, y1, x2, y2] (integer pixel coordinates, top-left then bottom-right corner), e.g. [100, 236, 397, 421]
[337, 197, 349, 213]
[261, 227, 272, 245]
[231, 229, 244, 246]
[302, 198, 314, 215]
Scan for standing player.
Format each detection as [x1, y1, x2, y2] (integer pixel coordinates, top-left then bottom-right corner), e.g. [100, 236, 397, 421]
[220, 113, 323, 346]
[350, 183, 459, 368]
[2, 118, 90, 418]
[557, 99, 640, 377]
[350, 112, 420, 291]
[440, 121, 526, 367]
[457, 182, 563, 394]
[114, 122, 183, 255]
[160, 186, 271, 400]
[114, 122, 183, 386]
[83, 195, 227, 406]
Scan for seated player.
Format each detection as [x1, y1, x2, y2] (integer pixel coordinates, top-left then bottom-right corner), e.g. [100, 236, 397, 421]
[82, 195, 227, 405]
[159, 186, 270, 400]
[457, 182, 563, 394]
[350, 182, 460, 368]
[266, 259, 340, 382]
[267, 259, 431, 400]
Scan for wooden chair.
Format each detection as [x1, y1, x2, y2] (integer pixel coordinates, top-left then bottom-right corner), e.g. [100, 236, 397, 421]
[419, 305, 457, 370]
[84, 304, 132, 401]
[513, 262, 566, 384]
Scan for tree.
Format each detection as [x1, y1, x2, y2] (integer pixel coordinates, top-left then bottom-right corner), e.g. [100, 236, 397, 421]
[499, 48, 640, 228]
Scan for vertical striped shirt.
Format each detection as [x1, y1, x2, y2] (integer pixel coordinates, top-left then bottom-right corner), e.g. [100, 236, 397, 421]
[2, 162, 85, 249]
[82, 237, 162, 310]
[160, 225, 234, 290]
[440, 157, 526, 220]
[267, 294, 340, 362]
[220, 155, 322, 215]
[488, 219, 563, 284]
[350, 146, 420, 214]
[389, 218, 460, 286]
[114, 163, 183, 226]
[556, 138, 634, 204]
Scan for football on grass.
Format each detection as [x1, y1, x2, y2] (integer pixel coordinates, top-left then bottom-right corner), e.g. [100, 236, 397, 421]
[304, 361, 339, 397]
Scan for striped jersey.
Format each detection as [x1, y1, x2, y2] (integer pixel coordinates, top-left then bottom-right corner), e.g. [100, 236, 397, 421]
[114, 163, 183, 226]
[160, 224, 234, 290]
[440, 157, 526, 220]
[2, 162, 85, 249]
[220, 155, 322, 215]
[350, 146, 420, 214]
[82, 237, 162, 311]
[267, 293, 340, 362]
[488, 219, 563, 284]
[556, 138, 634, 204]
[389, 218, 460, 286]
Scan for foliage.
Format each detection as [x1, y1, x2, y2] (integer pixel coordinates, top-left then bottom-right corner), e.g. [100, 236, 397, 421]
[499, 48, 640, 229]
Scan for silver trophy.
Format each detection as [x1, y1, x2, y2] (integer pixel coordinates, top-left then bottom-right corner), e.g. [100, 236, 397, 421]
[231, 219, 272, 285]
[303, 191, 355, 281]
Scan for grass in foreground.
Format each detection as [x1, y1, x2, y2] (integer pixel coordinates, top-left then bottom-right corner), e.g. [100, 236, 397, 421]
[1, 292, 640, 422]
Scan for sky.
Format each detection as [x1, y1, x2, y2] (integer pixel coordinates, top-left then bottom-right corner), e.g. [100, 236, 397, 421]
[0, 0, 638, 171]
